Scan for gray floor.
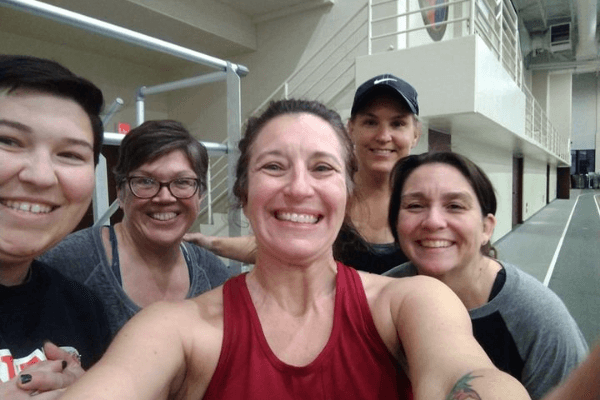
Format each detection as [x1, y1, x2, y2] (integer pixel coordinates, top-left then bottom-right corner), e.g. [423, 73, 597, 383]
[495, 189, 600, 346]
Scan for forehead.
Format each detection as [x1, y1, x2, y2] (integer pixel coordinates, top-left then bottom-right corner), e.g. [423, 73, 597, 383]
[404, 163, 475, 195]
[356, 92, 412, 117]
[251, 113, 344, 159]
[0, 89, 93, 143]
[132, 149, 194, 173]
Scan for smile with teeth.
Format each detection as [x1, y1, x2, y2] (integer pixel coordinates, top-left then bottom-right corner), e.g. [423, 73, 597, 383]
[370, 148, 395, 154]
[419, 239, 452, 248]
[150, 212, 178, 221]
[2, 200, 54, 214]
[275, 211, 320, 224]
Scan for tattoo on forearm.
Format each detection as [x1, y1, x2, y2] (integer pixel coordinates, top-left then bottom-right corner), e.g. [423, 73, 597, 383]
[446, 373, 483, 400]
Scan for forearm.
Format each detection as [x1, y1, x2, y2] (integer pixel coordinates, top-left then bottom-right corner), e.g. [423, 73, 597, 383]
[185, 233, 257, 264]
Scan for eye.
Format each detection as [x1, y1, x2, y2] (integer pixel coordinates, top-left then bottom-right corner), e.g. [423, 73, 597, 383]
[402, 202, 424, 210]
[313, 163, 334, 173]
[447, 202, 466, 211]
[0, 135, 22, 148]
[262, 163, 283, 171]
[173, 178, 196, 188]
[57, 151, 87, 162]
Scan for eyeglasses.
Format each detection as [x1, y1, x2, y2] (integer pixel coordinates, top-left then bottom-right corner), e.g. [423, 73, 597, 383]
[126, 176, 200, 199]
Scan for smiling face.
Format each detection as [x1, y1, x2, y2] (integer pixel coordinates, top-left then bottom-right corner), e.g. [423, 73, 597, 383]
[396, 163, 496, 279]
[0, 90, 95, 268]
[244, 113, 347, 265]
[118, 149, 201, 249]
[349, 94, 420, 177]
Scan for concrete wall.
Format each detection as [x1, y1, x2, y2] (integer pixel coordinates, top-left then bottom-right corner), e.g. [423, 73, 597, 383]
[522, 157, 548, 219]
[452, 136, 513, 242]
[549, 161, 557, 202]
[572, 73, 598, 152]
[548, 72, 572, 142]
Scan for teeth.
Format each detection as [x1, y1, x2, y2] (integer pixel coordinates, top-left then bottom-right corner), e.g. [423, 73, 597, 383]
[420, 240, 452, 248]
[3, 200, 53, 214]
[371, 149, 394, 154]
[151, 212, 177, 221]
[276, 212, 318, 224]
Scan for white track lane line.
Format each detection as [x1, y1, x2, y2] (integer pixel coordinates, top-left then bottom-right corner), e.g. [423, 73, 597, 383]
[543, 194, 581, 287]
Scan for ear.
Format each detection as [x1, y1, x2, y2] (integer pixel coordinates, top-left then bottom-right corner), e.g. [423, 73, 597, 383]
[410, 121, 422, 149]
[481, 213, 496, 246]
[116, 186, 125, 209]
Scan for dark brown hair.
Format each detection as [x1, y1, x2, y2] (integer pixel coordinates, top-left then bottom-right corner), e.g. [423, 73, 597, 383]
[0, 55, 104, 164]
[113, 120, 208, 194]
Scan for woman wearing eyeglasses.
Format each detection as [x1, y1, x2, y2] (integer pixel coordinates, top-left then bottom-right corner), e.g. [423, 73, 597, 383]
[40, 120, 230, 338]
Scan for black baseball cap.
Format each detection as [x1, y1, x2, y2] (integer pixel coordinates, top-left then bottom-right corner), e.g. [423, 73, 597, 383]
[351, 73, 419, 116]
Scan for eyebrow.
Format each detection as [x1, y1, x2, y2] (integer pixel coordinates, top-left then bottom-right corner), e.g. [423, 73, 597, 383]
[254, 150, 343, 165]
[360, 111, 411, 119]
[0, 119, 93, 150]
[401, 191, 474, 203]
[0, 119, 32, 132]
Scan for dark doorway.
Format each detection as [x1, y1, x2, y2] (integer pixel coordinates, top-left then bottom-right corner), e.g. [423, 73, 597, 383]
[557, 167, 571, 199]
[546, 164, 550, 204]
[428, 129, 451, 152]
[512, 157, 523, 227]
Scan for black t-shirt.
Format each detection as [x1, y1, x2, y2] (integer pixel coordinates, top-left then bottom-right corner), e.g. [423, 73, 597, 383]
[0, 260, 111, 381]
[333, 224, 408, 274]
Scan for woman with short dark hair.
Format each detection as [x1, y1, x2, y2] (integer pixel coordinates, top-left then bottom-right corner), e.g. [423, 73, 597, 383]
[41, 120, 230, 338]
[385, 152, 588, 399]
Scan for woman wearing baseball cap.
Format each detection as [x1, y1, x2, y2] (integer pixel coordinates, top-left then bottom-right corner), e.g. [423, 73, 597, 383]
[334, 73, 421, 273]
[184, 74, 421, 275]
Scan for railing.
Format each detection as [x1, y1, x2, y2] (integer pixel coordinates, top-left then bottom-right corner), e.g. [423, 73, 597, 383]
[367, 0, 570, 164]
[251, 4, 369, 116]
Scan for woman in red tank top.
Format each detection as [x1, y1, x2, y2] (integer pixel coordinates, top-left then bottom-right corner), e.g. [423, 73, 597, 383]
[57, 99, 532, 400]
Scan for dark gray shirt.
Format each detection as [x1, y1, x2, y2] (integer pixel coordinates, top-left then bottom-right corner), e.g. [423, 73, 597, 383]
[40, 225, 231, 338]
[385, 261, 588, 399]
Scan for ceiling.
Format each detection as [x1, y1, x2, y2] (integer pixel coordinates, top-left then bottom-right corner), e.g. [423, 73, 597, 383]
[512, 0, 600, 73]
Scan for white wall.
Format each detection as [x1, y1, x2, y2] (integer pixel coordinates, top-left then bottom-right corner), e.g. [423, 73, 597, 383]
[522, 157, 548, 220]
[0, 31, 171, 129]
[572, 73, 597, 151]
[549, 162, 557, 202]
[451, 136, 513, 242]
[548, 72, 572, 140]
[171, 0, 367, 141]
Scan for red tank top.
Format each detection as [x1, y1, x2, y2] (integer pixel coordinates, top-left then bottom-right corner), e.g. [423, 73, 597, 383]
[203, 262, 412, 399]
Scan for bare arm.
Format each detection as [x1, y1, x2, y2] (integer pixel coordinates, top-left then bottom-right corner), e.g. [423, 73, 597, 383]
[58, 301, 196, 400]
[391, 276, 530, 400]
[542, 341, 600, 400]
[184, 233, 257, 264]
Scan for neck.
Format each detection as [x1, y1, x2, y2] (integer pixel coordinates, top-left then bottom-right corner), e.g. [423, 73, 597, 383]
[0, 260, 33, 287]
[114, 222, 182, 271]
[247, 252, 337, 316]
[355, 168, 391, 192]
[436, 256, 500, 310]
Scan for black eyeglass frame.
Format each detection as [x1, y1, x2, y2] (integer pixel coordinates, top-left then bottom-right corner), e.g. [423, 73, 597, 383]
[124, 176, 201, 199]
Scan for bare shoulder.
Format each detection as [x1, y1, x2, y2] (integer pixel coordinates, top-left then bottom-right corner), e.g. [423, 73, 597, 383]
[359, 272, 469, 357]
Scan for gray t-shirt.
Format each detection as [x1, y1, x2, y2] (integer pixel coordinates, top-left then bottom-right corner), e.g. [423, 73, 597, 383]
[385, 261, 588, 399]
[40, 225, 231, 338]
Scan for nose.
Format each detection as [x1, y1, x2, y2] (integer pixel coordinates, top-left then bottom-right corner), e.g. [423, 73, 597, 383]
[284, 167, 314, 199]
[18, 151, 58, 188]
[374, 122, 393, 143]
[152, 185, 177, 203]
[421, 206, 446, 230]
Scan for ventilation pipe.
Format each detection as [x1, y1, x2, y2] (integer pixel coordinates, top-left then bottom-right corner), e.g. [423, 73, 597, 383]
[576, 0, 598, 61]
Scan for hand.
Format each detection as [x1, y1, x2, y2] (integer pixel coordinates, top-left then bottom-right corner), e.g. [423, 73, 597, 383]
[11, 342, 85, 397]
[183, 232, 213, 250]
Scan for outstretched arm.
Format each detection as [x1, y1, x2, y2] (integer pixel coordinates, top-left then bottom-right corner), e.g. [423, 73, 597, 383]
[184, 233, 257, 264]
[58, 301, 196, 400]
[392, 276, 530, 400]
